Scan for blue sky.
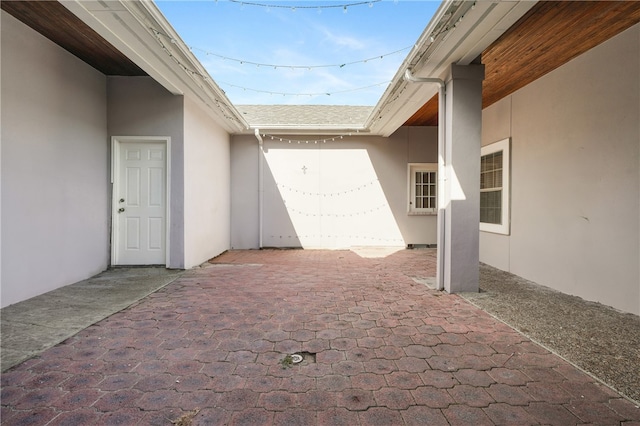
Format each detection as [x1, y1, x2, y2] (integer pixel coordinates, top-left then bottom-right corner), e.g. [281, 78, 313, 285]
[156, 0, 439, 106]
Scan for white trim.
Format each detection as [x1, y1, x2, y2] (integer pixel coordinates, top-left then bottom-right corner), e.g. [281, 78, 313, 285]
[408, 163, 438, 215]
[480, 138, 510, 235]
[111, 136, 171, 266]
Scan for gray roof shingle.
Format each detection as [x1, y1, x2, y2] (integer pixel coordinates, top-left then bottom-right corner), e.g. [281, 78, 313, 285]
[236, 104, 373, 128]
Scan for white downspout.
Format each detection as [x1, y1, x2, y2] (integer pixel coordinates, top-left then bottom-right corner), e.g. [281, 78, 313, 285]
[255, 129, 264, 249]
[404, 69, 446, 291]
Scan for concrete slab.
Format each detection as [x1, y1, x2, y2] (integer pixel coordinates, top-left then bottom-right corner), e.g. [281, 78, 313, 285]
[462, 263, 640, 404]
[1, 267, 183, 371]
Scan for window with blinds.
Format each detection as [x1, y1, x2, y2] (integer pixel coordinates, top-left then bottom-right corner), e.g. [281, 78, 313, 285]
[480, 139, 510, 234]
[480, 151, 503, 224]
[408, 163, 437, 215]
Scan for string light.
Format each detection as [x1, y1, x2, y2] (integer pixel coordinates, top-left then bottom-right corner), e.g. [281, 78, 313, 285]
[189, 45, 411, 70]
[368, 2, 476, 129]
[277, 179, 379, 197]
[219, 80, 389, 97]
[229, 0, 380, 11]
[287, 203, 390, 218]
[261, 133, 355, 144]
[268, 234, 404, 243]
[368, 78, 410, 128]
[150, 21, 405, 102]
[149, 28, 243, 126]
[270, 176, 403, 243]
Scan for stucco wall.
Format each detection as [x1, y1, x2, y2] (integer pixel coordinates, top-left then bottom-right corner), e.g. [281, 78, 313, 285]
[183, 97, 231, 268]
[107, 76, 185, 269]
[230, 134, 261, 249]
[231, 127, 438, 249]
[480, 23, 640, 315]
[1, 12, 109, 307]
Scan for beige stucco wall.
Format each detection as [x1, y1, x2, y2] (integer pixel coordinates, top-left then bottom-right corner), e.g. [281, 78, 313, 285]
[1, 12, 109, 307]
[183, 97, 231, 268]
[107, 76, 186, 268]
[108, 79, 233, 269]
[231, 126, 438, 249]
[480, 23, 640, 315]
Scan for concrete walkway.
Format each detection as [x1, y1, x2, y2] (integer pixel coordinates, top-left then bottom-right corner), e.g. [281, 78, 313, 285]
[1, 249, 639, 425]
[1, 267, 184, 372]
[464, 263, 640, 405]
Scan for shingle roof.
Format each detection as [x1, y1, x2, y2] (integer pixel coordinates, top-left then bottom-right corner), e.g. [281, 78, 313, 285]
[236, 105, 373, 129]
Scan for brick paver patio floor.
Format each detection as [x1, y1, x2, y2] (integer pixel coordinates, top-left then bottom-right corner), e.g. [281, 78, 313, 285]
[2, 249, 639, 425]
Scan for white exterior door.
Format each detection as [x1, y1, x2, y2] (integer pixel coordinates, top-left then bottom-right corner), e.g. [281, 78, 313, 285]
[112, 138, 169, 265]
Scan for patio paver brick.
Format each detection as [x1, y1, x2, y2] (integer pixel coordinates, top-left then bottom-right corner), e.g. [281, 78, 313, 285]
[2, 249, 639, 425]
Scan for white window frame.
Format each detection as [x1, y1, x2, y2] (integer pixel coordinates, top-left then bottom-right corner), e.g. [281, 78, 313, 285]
[480, 138, 510, 235]
[408, 163, 437, 215]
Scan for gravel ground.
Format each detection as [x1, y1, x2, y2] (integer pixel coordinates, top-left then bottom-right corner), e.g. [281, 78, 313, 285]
[462, 264, 640, 404]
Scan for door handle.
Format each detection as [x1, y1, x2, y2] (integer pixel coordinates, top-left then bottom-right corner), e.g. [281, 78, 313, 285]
[118, 208, 125, 213]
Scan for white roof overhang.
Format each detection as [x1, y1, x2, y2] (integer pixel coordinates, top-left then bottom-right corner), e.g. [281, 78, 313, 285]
[366, 0, 537, 137]
[60, 0, 249, 134]
[58, 0, 536, 136]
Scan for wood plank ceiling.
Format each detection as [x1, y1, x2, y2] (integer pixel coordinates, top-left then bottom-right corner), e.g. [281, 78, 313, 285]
[405, 1, 640, 126]
[1, 0, 146, 76]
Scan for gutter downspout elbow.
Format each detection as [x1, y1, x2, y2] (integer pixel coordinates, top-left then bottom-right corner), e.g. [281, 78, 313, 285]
[404, 69, 444, 89]
[404, 69, 446, 292]
[255, 129, 264, 249]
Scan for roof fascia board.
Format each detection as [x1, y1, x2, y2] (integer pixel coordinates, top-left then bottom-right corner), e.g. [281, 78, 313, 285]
[367, 0, 537, 137]
[238, 126, 370, 136]
[129, 0, 249, 132]
[364, 0, 458, 135]
[61, 0, 248, 133]
[61, 0, 183, 95]
[456, 1, 537, 65]
[369, 84, 440, 136]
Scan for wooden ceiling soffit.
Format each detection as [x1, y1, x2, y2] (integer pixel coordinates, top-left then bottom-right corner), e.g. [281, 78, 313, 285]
[482, 1, 640, 109]
[404, 94, 439, 127]
[404, 1, 640, 127]
[1, 1, 146, 76]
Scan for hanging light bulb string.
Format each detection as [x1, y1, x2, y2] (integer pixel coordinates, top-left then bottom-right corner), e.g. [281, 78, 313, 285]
[150, 27, 391, 100]
[191, 45, 410, 70]
[287, 203, 389, 218]
[277, 179, 379, 196]
[219, 80, 389, 97]
[269, 233, 404, 243]
[149, 28, 243, 125]
[228, 0, 381, 11]
[149, 29, 411, 70]
[261, 133, 357, 144]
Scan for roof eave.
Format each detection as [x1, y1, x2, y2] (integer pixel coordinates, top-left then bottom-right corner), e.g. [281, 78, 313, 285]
[365, 0, 537, 137]
[60, 0, 249, 133]
[240, 125, 371, 136]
